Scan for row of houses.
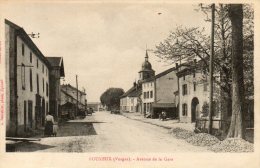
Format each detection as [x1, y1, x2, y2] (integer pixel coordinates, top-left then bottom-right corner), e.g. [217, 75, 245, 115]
[60, 84, 87, 119]
[120, 50, 222, 127]
[5, 20, 87, 137]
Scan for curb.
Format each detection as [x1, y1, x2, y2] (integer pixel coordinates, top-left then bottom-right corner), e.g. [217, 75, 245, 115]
[121, 113, 172, 130]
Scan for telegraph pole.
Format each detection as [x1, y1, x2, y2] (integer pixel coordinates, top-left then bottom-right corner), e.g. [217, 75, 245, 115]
[208, 3, 215, 134]
[76, 75, 79, 117]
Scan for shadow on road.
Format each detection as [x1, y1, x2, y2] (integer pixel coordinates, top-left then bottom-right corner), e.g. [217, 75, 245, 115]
[6, 141, 55, 152]
[56, 121, 101, 137]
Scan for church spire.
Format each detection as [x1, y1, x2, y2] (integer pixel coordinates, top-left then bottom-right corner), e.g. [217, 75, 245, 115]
[145, 49, 148, 61]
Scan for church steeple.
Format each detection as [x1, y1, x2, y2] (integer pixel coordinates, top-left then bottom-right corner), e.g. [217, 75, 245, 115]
[138, 50, 155, 81]
[145, 50, 149, 61]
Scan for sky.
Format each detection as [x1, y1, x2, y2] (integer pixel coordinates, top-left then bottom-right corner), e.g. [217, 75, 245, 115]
[1, 1, 209, 102]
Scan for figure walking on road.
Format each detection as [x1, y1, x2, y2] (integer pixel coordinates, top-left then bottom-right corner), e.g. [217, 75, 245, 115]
[44, 112, 55, 137]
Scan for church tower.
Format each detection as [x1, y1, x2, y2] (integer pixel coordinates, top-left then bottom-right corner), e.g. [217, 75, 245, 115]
[138, 50, 155, 81]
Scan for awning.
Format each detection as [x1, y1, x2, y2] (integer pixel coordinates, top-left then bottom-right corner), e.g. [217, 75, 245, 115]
[152, 103, 176, 108]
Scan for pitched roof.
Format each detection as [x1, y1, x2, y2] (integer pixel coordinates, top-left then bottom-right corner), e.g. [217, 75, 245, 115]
[46, 57, 62, 67]
[155, 67, 177, 79]
[5, 19, 51, 68]
[121, 85, 141, 98]
[142, 66, 177, 83]
[61, 84, 86, 95]
[46, 57, 65, 77]
[61, 89, 85, 106]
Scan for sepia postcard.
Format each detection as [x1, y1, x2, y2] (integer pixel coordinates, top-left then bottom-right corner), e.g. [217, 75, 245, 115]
[0, 0, 259, 168]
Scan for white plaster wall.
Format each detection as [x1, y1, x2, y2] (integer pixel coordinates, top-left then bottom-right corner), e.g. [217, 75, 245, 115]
[16, 36, 49, 129]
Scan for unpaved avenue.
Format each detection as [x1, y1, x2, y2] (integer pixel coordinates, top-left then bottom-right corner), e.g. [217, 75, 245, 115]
[8, 111, 208, 152]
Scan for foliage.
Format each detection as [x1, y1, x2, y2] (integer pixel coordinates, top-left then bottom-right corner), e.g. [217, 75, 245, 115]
[100, 88, 124, 110]
[154, 4, 254, 109]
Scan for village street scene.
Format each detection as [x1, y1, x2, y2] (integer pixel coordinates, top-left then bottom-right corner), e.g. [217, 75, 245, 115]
[3, 2, 254, 154]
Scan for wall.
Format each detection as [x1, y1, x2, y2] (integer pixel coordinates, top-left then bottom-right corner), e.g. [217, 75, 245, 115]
[49, 67, 60, 120]
[179, 70, 209, 123]
[15, 36, 49, 135]
[61, 85, 86, 105]
[5, 24, 14, 136]
[155, 70, 178, 104]
[142, 81, 154, 113]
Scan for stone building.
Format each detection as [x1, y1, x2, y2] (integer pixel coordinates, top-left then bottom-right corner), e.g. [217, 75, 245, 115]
[120, 82, 142, 113]
[46, 57, 65, 121]
[138, 51, 155, 115]
[152, 67, 179, 118]
[61, 84, 87, 115]
[5, 20, 51, 136]
[176, 60, 221, 126]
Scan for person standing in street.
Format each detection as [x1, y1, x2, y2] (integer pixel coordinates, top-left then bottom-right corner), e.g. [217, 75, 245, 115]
[44, 112, 55, 137]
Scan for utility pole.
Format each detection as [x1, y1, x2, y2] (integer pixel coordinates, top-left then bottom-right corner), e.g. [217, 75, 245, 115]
[76, 75, 79, 117]
[208, 3, 215, 134]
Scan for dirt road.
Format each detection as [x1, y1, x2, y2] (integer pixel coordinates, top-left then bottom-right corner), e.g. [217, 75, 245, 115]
[7, 111, 208, 152]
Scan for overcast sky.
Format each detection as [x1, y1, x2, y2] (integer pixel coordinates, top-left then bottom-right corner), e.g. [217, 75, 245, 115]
[2, 2, 209, 102]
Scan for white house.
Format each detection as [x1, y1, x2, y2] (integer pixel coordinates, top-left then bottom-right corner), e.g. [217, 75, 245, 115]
[5, 20, 51, 136]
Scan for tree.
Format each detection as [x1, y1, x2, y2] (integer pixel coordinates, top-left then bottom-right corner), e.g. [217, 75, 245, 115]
[100, 88, 124, 110]
[154, 4, 253, 135]
[227, 4, 245, 138]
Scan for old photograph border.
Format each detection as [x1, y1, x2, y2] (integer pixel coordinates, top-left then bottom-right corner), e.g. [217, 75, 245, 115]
[0, 0, 260, 168]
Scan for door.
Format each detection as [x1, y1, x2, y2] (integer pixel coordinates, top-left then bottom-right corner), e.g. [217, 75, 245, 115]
[191, 97, 199, 122]
[41, 98, 45, 126]
[24, 101, 27, 131]
[28, 101, 33, 128]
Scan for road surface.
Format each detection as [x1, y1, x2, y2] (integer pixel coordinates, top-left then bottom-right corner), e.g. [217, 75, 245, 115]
[7, 111, 208, 152]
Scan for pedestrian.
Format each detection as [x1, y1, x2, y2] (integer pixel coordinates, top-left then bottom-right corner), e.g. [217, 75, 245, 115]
[161, 111, 167, 121]
[44, 112, 55, 137]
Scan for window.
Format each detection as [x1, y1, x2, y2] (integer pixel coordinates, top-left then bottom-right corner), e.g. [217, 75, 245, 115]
[22, 43, 25, 56]
[144, 92, 146, 99]
[36, 74, 39, 94]
[21, 64, 26, 90]
[42, 78, 45, 93]
[183, 75, 185, 80]
[46, 83, 49, 97]
[193, 72, 196, 78]
[150, 91, 153, 98]
[30, 69, 33, 92]
[147, 91, 149, 99]
[30, 52, 32, 63]
[182, 103, 187, 116]
[182, 84, 187, 95]
[193, 82, 196, 91]
[42, 64, 44, 73]
[204, 83, 208, 91]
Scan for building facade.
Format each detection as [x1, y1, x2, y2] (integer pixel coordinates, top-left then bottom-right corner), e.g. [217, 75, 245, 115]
[177, 61, 221, 126]
[138, 51, 155, 116]
[5, 20, 51, 136]
[152, 67, 179, 118]
[120, 82, 141, 113]
[46, 57, 65, 121]
[142, 79, 155, 116]
[61, 84, 87, 115]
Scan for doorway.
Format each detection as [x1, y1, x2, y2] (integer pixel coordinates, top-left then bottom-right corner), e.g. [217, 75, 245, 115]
[191, 97, 199, 122]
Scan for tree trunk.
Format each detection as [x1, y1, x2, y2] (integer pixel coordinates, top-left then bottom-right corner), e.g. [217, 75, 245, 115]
[227, 4, 245, 138]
